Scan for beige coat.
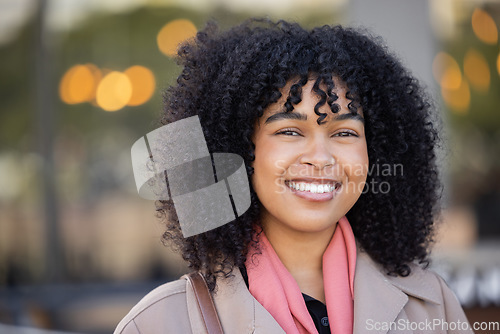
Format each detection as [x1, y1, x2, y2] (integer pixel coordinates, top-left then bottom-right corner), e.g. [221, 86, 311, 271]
[114, 251, 473, 334]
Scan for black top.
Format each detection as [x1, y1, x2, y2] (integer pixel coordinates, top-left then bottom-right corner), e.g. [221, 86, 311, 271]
[240, 266, 331, 333]
[302, 293, 331, 334]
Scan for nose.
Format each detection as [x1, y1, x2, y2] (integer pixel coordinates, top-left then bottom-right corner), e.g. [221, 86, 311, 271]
[299, 136, 336, 169]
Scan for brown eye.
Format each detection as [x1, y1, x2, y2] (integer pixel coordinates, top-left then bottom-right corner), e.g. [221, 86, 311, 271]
[333, 130, 358, 137]
[276, 128, 301, 136]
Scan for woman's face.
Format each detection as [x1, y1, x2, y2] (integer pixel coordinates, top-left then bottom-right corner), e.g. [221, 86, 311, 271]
[251, 78, 368, 236]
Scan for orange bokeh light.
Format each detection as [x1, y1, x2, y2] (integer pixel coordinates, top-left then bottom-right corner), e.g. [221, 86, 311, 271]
[61, 64, 156, 111]
[157, 19, 197, 57]
[124, 65, 156, 106]
[441, 79, 471, 114]
[464, 49, 490, 92]
[59, 64, 97, 104]
[96, 71, 132, 112]
[85, 64, 103, 102]
[497, 52, 500, 77]
[472, 8, 498, 45]
[432, 52, 462, 90]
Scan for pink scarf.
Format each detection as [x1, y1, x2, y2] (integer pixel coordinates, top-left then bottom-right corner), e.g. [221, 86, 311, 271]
[245, 216, 356, 334]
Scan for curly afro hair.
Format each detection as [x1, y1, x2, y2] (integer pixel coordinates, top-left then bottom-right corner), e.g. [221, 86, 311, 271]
[157, 18, 440, 291]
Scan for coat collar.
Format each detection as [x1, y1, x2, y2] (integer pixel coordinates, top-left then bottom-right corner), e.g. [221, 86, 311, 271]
[204, 269, 285, 334]
[189, 251, 441, 334]
[353, 251, 441, 334]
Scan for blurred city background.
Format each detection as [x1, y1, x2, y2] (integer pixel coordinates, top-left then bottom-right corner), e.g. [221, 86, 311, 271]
[0, 0, 499, 332]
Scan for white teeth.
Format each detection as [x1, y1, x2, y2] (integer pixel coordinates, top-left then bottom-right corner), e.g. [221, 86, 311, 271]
[287, 181, 338, 194]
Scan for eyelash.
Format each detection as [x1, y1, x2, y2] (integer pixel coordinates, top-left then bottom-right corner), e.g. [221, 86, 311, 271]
[276, 128, 301, 136]
[276, 128, 359, 137]
[334, 130, 359, 137]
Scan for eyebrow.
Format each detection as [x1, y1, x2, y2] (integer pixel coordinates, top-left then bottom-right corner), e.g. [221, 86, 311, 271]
[264, 111, 307, 124]
[332, 112, 365, 123]
[264, 110, 365, 124]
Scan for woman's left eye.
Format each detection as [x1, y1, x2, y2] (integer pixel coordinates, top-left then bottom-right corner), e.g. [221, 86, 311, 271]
[333, 131, 358, 137]
[276, 129, 301, 136]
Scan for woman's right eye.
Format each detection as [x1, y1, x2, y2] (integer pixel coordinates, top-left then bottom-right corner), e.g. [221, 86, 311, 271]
[276, 129, 301, 136]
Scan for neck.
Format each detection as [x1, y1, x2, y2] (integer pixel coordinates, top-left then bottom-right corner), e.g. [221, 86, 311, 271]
[262, 221, 336, 303]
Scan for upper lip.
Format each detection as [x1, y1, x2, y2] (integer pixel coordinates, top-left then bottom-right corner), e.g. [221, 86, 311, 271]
[285, 177, 340, 185]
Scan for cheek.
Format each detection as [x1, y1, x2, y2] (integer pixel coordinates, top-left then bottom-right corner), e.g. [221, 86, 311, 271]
[251, 142, 291, 194]
[254, 141, 288, 171]
[356, 148, 369, 177]
[342, 143, 369, 179]
[250, 143, 273, 188]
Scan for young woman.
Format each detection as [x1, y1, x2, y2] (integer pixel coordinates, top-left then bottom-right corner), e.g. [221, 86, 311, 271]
[115, 19, 472, 334]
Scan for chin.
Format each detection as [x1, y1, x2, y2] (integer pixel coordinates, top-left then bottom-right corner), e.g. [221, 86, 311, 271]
[288, 219, 339, 234]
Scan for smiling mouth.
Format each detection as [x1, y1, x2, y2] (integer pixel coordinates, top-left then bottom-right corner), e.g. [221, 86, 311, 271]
[285, 180, 342, 194]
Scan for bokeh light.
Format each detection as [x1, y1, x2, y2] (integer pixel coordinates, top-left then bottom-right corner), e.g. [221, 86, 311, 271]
[59, 64, 98, 104]
[86, 63, 103, 102]
[124, 65, 156, 106]
[497, 52, 500, 77]
[157, 19, 197, 57]
[59, 66, 78, 104]
[441, 79, 471, 114]
[96, 71, 132, 112]
[471, 8, 498, 45]
[464, 48, 490, 92]
[432, 52, 462, 90]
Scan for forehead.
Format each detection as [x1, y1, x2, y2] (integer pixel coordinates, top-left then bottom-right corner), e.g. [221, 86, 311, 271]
[262, 76, 363, 122]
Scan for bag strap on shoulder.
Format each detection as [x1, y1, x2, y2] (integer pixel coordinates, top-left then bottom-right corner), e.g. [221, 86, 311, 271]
[186, 271, 224, 334]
